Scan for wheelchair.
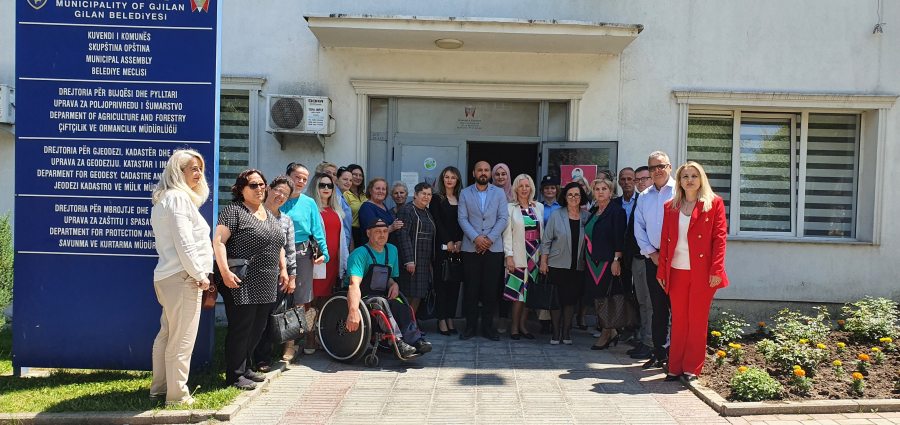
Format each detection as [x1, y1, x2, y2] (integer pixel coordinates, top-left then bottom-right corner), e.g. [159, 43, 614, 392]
[316, 289, 422, 367]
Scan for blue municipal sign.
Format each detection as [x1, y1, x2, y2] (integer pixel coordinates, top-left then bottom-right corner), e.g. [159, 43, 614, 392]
[14, 0, 222, 371]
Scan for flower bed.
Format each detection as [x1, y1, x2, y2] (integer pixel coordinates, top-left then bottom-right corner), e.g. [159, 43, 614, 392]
[698, 298, 900, 402]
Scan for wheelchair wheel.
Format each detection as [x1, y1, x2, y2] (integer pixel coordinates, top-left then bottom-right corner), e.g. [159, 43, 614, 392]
[364, 353, 379, 368]
[318, 294, 372, 363]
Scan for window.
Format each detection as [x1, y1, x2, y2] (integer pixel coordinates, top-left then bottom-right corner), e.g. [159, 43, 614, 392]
[687, 111, 859, 239]
[218, 93, 251, 214]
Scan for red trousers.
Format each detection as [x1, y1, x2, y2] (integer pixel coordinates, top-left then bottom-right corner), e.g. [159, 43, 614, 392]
[668, 268, 717, 376]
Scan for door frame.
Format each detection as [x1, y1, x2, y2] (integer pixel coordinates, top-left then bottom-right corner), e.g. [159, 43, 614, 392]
[393, 134, 467, 192]
[350, 80, 589, 170]
[540, 141, 619, 184]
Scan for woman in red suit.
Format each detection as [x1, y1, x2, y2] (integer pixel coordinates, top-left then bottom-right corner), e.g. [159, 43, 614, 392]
[657, 161, 728, 382]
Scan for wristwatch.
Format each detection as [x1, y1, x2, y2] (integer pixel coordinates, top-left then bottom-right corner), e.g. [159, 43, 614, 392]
[613, 257, 621, 262]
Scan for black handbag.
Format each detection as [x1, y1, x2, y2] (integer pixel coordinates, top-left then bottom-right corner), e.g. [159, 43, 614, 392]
[269, 293, 305, 344]
[525, 273, 559, 311]
[441, 253, 463, 283]
[595, 276, 638, 329]
[227, 258, 251, 280]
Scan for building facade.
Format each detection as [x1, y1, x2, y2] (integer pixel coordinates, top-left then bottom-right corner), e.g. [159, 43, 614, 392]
[1, 0, 898, 310]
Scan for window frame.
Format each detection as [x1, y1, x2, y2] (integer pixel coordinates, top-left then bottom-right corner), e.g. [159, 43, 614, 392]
[674, 91, 897, 245]
[217, 77, 264, 212]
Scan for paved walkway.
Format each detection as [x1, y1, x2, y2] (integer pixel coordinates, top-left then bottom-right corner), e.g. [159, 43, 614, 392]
[227, 324, 900, 425]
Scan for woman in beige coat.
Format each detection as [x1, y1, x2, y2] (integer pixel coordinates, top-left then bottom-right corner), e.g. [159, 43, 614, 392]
[502, 174, 544, 340]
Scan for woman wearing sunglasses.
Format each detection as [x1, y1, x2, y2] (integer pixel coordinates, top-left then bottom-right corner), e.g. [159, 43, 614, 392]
[280, 163, 328, 356]
[305, 173, 350, 354]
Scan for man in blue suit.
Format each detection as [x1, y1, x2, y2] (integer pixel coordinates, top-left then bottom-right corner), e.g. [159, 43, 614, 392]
[457, 161, 509, 341]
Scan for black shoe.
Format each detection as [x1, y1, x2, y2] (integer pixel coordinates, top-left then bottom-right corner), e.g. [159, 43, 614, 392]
[642, 355, 659, 369]
[655, 356, 669, 368]
[244, 369, 266, 383]
[482, 328, 500, 341]
[578, 324, 589, 331]
[626, 342, 644, 355]
[438, 329, 451, 336]
[460, 327, 477, 340]
[591, 344, 608, 351]
[522, 333, 535, 340]
[412, 339, 433, 354]
[395, 340, 418, 358]
[510, 333, 521, 341]
[233, 376, 258, 390]
[630, 345, 654, 359]
[683, 374, 698, 382]
[664, 374, 680, 382]
[449, 328, 459, 335]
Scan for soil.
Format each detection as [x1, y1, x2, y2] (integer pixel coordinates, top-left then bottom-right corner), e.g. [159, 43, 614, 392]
[699, 331, 900, 401]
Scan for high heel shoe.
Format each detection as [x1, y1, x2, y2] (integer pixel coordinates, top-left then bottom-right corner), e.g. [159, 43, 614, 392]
[438, 329, 451, 336]
[591, 334, 620, 350]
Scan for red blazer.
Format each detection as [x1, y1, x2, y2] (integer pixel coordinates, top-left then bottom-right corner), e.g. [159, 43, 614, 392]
[656, 196, 728, 292]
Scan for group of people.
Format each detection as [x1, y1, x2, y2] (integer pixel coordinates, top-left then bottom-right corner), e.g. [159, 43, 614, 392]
[146, 147, 728, 405]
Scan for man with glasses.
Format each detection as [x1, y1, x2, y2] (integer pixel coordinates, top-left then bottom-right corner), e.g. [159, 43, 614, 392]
[634, 153, 676, 369]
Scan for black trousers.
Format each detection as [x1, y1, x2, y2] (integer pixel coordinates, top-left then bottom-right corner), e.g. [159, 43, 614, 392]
[432, 250, 461, 321]
[644, 258, 671, 358]
[462, 251, 504, 331]
[252, 288, 293, 367]
[222, 287, 273, 385]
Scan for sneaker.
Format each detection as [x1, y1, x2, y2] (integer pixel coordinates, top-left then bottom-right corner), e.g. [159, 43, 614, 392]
[550, 339, 560, 345]
[233, 376, 257, 390]
[244, 369, 266, 383]
[562, 339, 573, 345]
[149, 393, 166, 401]
[412, 339, 433, 354]
[395, 340, 418, 358]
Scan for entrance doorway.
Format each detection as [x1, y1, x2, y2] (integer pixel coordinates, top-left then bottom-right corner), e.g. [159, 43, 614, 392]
[467, 142, 539, 187]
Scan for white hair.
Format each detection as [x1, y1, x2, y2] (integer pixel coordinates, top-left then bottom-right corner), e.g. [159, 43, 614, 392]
[510, 174, 536, 204]
[151, 149, 209, 207]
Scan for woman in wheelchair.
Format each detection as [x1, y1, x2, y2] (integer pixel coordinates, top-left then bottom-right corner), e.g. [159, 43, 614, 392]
[343, 218, 432, 360]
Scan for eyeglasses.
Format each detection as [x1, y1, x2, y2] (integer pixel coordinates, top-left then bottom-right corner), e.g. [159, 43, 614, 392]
[566, 194, 582, 199]
[635, 177, 652, 183]
[272, 189, 288, 199]
[318, 182, 334, 189]
[247, 183, 266, 189]
[648, 164, 670, 172]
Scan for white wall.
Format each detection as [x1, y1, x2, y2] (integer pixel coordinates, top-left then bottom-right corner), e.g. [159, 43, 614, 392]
[1, 0, 897, 303]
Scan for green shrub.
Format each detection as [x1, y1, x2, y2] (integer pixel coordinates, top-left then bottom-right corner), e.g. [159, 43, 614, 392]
[730, 367, 782, 401]
[708, 309, 748, 345]
[841, 297, 899, 341]
[756, 338, 830, 374]
[771, 307, 831, 344]
[0, 212, 12, 328]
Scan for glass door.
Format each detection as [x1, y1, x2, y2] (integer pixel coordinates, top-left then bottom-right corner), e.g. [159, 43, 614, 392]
[391, 134, 467, 208]
[541, 141, 618, 187]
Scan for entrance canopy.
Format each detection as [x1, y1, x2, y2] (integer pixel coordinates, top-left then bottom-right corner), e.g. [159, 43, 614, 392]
[304, 14, 643, 55]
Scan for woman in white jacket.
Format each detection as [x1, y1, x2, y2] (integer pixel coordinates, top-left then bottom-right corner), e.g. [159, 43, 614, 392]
[149, 149, 214, 406]
[502, 174, 544, 340]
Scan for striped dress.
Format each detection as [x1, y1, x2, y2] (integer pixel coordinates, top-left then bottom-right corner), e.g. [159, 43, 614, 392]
[504, 204, 541, 303]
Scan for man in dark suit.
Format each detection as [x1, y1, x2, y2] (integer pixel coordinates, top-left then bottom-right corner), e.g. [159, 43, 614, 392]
[457, 161, 509, 341]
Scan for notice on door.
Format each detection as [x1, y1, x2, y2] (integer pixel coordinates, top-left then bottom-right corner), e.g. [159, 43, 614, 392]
[400, 172, 419, 190]
[560, 165, 598, 186]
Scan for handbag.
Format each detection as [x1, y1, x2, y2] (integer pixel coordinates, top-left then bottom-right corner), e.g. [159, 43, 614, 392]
[227, 258, 251, 281]
[268, 293, 305, 344]
[525, 273, 559, 311]
[595, 276, 638, 329]
[441, 253, 463, 283]
[309, 236, 327, 279]
[201, 281, 218, 309]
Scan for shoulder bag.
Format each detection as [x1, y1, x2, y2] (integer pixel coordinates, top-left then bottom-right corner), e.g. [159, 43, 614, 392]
[525, 273, 559, 311]
[268, 293, 305, 344]
[201, 280, 218, 309]
[595, 276, 638, 329]
[441, 253, 463, 283]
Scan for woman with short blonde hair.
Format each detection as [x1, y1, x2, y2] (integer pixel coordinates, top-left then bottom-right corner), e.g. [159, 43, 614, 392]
[501, 174, 544, 339]
[149, 149, 214, 405]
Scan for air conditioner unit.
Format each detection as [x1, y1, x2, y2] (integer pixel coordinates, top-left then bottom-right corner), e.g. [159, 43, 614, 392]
[265, 94, 335, 136]
[0, 85, 14, 125]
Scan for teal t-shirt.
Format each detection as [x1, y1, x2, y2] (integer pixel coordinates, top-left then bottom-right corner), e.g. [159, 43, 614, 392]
[343, 243, 399, 286]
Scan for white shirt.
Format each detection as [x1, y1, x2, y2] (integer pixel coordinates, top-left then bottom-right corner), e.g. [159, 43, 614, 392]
[634, 178, 676, 256]
[151, 190, 214, 282]
[672, 211, 691, 270]
[620, 193, 636, 225]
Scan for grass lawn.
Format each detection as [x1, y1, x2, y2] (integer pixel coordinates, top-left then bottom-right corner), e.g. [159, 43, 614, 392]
[0, 326, 243, 413]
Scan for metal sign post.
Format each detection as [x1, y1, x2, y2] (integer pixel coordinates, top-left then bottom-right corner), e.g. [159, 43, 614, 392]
[14, 0, 222, 371]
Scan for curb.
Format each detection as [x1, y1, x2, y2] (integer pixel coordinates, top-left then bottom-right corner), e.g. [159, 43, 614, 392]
[0, 360, 289, 425]
[682, 376, 900, 416]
